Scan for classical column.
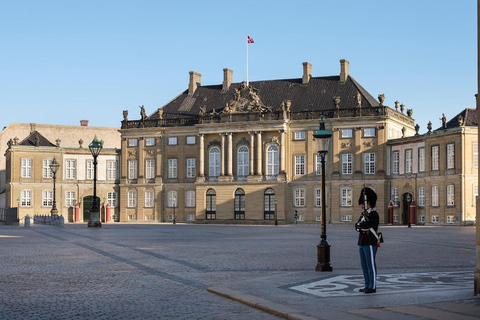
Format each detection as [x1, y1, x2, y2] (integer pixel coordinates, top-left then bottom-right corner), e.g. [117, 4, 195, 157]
[227, 133, 233, 176]
[256, 131, 263, 176]
[220, 133, 226, 176]
[199, 134, 205, 177]
[249, 132, 255, 175]
[279, 129, 286, 173]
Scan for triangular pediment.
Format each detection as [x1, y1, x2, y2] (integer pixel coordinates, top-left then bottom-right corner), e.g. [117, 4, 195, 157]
[222, 82, 272, 114]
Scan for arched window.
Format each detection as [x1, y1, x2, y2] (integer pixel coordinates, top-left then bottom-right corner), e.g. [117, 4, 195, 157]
[264, 188, 275, 220]
[266, 145, 279, 180]
[234, 189, 245, 220]
[206, 189, 216, 220]
[209, 147, 220, 182]
[237, 146, 249, 181]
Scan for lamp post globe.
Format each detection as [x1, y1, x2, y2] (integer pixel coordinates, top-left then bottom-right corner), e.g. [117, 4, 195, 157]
[88, 136, 103, 227]
[49, 157, 60, 215]
[313, 116, 333, 272]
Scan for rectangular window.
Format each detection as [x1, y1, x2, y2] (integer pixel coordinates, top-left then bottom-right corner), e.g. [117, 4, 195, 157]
[342, 153, 353, 175]
[315, 154, 327, 176]
[431, 186, 439, 207]
[315, 215, 321, 222]
[341, 129, 353, 138]
[127, 190, 136, 207]
[364, 153, 376, 174]
[65, 191, 76, 207]
[107, 161, 117, 180]
[447, 185, 455, 206]
[432, 146, 439, 171]
[168, 191, 178, 207]
[43, 158, 53, 178]
[341, 215, 352, 222]
[418, 215, 425, 223]
[418, 187, 426, 207]
[187, 215, 196, 221]
[294, 189, 305, 207]
[168, 137, 178, 145]
[405, 149, 412, 173]
[145, 190, 154, 207]
[418, 148, 426, 172]
[128, 139, 138, 147]
[364, 128, 376, 137]
[186, 190, 196, 207]
[447, 143, 455, 169]
[294, 131, 305, 140]
[447, 216, 455, 224]
[128, 160, 138, 180]
[168, 159, 178, 179]
[21, 158, 32, 178]
[474, 142, 478, 168]
[432, 215, 439, 223]
[145, 159, 155, 179]
[315, 189, 321, 207]
[392, 188, 399, 206]
[186, 136, 196, 145]
[186, 158, 196, 178]
[86, 160, 94, 180]
[341, 188, 353, 207]
[107, 192, 117, 207]
[392, 151, 399, 175]
[21, 190, 32, 207]
[42, 190, 53, 207]
[294, 155, 305, 176]
[145, 137, 156, 146]
[65, 160, 76, 179]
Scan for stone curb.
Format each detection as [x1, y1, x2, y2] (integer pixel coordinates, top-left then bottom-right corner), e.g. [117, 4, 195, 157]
[207, 286, 319, 320]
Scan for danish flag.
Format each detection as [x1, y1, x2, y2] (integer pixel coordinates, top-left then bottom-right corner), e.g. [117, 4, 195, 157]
[247, 35, 254, 44]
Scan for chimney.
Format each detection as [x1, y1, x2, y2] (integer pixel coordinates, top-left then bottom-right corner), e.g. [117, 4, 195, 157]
[223, 68, 233, 91]
[340, 59, 350, 83]
[80, 120, 89, 127]
[302, 62, 312, 84]
[188, 71, 202, 95]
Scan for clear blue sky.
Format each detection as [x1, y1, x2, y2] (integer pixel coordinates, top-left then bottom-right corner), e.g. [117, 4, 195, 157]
[0, 1, 476, 133]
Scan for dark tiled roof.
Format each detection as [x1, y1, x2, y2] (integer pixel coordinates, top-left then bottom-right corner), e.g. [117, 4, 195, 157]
[19, 131, 56, 147]
[435, 108, 478, 131]
[148, 75, 380, 120]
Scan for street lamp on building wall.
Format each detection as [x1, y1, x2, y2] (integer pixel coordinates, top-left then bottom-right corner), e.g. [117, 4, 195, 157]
[313, 116, 333, 272]
[49, 157, 60, 215]
[88, 136, 103, 227]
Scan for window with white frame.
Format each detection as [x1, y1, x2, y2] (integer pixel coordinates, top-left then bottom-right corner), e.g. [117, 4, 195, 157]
[128, 139, 138, 147]
[65, 191, 76, 207]
[315, 188, 323, 207]
[127, 190, 137, 207]
[237, 146, 249, 179]
[418, 187, 426, 207]
[364, 152, 376, 174]
[392, 188, 399, 206]
[168, 137, 178, 145]
[418, 148, 426, 172]
[341, 153, 353, 175]
[21, 190, 32, 206]
[145, 159, 155, 179]
[315, 215, 321, 222]
[144, 189, 154, 207]
[168, 191, 178, 207]
[393, 215, 399, 223]
[315, 154, 327, 175]
[107, 192, 117, 207]
[446, 184, 455, 206]
[341, 187, 353, 207]
[21, 158, 32, 178]
[341, 215, 352, 222]
[431, 186, 439, 207]
[145, 137, 155, 146]
[364, 128, 376, 137]
[294, 189, 306, 207]
[266, 145, 279, 176]
[432, 215, 439, 223]
[86, 160, 94, 180]
[42, 158, 53, 178]
[294, 131, 305, 140]
[474, 184, 478, 206]
[209, 147, 221, 179]
[418, 215, 425, 223]
[42, 190, 53, 207]
[128, 160, 138, 180]
[432, 146, 439, 171]
[186, 190, 195, 207]
[447, 215, 455, 224]
[474, 142, 478, 168]
[447, 143, 455, 169]
[294, 155, 305, 176]
[107, 161, 117, 180]
[186, 136, 196, 145]
[168, 159, 178, 179]
[341, 129, 353, 138]
[405, 149, 412, 173]
[65, 160, 76, 179]
[186, 158, 196, 178]
[186, 215, 195, 221]
[392, 151, 399, 175]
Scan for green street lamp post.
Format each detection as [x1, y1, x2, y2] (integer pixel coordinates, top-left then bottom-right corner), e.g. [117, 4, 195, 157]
[88, 136, 103, 227]
[313, 116, 333, 272]
[49, 157, 60, 215]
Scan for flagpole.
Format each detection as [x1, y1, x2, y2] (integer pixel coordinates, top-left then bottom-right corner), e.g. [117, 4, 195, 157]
[246, 35, 249, 86]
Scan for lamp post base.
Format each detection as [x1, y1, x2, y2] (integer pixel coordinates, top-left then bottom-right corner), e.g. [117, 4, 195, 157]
[315, 240, 333, 272]
[88, 209, 102, 228]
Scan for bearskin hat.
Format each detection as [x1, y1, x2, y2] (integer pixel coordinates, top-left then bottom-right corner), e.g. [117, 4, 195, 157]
[358, 187, 377, 208]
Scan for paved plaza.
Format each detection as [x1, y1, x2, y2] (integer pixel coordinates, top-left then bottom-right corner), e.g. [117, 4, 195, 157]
[0, 223, 479, 319]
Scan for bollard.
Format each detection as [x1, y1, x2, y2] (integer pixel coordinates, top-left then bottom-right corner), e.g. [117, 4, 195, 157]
[59, 215, 64, 227]
[24, 215, 30, 227]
